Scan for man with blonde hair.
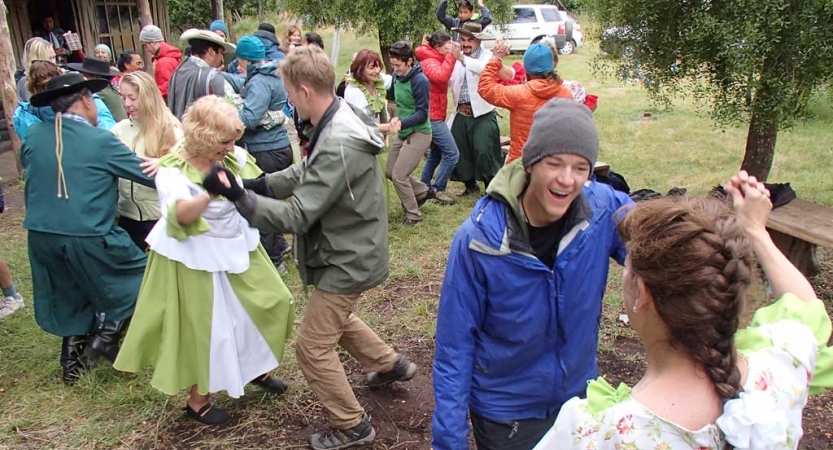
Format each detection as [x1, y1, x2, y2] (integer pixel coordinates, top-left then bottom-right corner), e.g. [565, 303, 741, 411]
[203, 45, 417, 450]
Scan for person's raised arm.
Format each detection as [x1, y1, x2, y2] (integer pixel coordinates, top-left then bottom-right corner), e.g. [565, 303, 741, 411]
[477, 0, 493, 28]
[726, 171, 816, 301]
[436, 0, 458, 29]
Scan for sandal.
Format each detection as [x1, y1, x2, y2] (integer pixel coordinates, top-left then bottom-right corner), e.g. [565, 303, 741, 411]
[184, 402, 231, 425]
[251, 374, 288, 395]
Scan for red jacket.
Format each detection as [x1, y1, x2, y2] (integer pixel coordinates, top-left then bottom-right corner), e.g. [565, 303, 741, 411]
[153, 42, 182, 101]
[415, 44, 456, 121]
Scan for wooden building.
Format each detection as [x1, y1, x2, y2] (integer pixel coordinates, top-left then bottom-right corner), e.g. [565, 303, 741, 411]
[0, 0, 174, 179]
[5, 0, 172, 68]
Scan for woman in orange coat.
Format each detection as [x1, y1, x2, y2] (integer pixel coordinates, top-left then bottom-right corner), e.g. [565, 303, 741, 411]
[478, 41, 573, 164]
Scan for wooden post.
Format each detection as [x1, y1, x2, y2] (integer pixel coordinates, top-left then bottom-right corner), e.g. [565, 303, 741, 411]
[211, 0, 224, 21]
[0, 1, 23, 179]
[136, 0, 155, 76]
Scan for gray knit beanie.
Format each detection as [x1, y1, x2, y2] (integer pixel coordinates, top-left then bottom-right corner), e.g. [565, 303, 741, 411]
[522, 98, 598, 169]
[139, 25, 164, 43]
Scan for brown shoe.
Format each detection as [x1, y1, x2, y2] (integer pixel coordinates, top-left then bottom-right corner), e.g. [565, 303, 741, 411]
[432, 190, 455, 205]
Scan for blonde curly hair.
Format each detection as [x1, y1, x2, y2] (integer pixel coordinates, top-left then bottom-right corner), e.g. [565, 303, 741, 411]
[181, 96, 244, 157]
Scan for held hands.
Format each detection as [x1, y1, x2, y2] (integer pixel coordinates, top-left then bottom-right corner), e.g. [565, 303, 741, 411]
[725, 170, 772, 237]
[451, 42, 464, 62]
[202, 163, 245, 202]
[492, 38, 511, 59]
[389, 117, 402, 134]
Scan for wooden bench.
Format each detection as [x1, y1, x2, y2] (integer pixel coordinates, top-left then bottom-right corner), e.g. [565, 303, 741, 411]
[499, 136, 611, 175]
[767, 198, 833, 277]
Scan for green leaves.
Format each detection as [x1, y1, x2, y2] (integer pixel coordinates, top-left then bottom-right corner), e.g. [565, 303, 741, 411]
[590, 0, 833, 130]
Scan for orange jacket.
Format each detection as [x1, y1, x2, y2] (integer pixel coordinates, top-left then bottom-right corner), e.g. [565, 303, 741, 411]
[478, 58, 573, 164]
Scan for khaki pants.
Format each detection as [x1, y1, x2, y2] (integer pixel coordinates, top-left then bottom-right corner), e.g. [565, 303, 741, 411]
[386, 131, 431, 221]
[295, 288, 398, 429]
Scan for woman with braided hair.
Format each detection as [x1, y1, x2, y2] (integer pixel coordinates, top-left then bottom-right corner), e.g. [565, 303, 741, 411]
[533, 171, 833, 450]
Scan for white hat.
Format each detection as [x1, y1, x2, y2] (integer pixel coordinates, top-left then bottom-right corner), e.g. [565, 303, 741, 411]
[180, 28, 236, 53]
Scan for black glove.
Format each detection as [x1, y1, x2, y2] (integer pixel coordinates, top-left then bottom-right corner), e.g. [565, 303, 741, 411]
[203, 163, 245, 201]
[242, 176, 273, 197]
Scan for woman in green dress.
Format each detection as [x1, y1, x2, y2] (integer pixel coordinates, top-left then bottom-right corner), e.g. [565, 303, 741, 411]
[114, 95, 295, 426]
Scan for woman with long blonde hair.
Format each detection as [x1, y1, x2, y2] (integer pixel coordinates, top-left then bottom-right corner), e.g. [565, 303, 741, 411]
[112, 71, 183, 250]
[16, 37, 56, 102]
[114, 95, 294, 425]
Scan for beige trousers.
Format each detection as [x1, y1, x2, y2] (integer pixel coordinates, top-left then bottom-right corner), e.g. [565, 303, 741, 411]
[386, 131, 431, 221]
[295, 288, 398, 429]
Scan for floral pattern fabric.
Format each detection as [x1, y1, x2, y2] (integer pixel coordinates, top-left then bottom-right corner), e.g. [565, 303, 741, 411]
[532, 294, 832, 450]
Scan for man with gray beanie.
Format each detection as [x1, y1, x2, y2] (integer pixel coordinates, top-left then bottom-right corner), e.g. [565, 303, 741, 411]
[139, 24, 181, 101]
[432, 98, 632, 450]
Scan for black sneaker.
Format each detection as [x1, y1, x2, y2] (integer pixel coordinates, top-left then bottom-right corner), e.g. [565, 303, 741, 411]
[417, 188, 436, 207]
[366, 355, 417, 388]
[308, 414, 376, 450]
[460, 185, 481, 197]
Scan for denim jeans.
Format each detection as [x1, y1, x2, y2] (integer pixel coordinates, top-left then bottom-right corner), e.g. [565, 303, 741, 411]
[421, 120, 460, 192]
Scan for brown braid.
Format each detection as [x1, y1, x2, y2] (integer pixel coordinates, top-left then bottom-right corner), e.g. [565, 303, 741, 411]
[618, 196, 753, 408]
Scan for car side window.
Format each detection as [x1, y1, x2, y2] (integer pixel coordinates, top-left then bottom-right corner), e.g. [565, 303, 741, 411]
[540, 8, 562, 22]
[511, 8, 537, 24]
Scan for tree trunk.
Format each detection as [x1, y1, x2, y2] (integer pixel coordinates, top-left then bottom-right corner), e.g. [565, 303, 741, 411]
[740, 109, 777, 181]
[135, 0, 155, 76]
[225, 9, 236, 43]
[0, 1, 23, 179]
[258, 0, 264, 24]
[378, 30, 392, 74]
[211, 0, 224, 21]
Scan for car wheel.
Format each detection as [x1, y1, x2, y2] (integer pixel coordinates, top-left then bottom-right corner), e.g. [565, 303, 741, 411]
[560, 40, 575, 55]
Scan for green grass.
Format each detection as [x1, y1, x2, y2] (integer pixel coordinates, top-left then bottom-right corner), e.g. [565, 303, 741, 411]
[2, 25, 833, 449]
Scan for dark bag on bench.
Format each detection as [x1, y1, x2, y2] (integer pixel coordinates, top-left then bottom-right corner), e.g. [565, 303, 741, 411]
[764, 182, 797, 209]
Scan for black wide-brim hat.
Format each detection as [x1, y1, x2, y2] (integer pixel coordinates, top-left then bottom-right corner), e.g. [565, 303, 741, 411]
[64, 56, 121, 77]
[30, 72, 111, 107]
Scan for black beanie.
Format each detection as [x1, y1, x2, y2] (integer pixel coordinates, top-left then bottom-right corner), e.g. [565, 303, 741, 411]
[258, 23, 276, 34]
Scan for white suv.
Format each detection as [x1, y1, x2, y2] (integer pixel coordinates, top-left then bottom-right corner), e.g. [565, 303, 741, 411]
[481, 4, 583, 55]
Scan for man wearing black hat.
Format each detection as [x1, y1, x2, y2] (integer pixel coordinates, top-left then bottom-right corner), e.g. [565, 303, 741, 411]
[66, 56, 127, 121]
[21, 73, 157, 385]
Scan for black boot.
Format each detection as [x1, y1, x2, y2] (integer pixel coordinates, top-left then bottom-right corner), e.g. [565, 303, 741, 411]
[86, 318, 130, 363]
[61, 335, 90, 384]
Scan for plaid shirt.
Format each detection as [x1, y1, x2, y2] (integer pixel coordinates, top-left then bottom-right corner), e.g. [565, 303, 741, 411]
[458, 46, 483, 105]
[61, 112, 92, 126]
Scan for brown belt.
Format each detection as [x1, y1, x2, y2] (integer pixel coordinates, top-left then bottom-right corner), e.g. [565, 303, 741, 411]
[457, 103, 473, 116]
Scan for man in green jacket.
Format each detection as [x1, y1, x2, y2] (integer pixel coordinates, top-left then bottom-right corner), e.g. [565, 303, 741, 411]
[21, 73, 155, 384]
[203, 45, 417, 450]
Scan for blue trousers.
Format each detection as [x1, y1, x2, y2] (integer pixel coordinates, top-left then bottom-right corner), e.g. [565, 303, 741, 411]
[420, 120, 460, 191]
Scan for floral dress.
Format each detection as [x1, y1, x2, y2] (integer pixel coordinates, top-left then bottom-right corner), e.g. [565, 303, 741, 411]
[533, 294, 833, 450]
[113, 145, 295, 398]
